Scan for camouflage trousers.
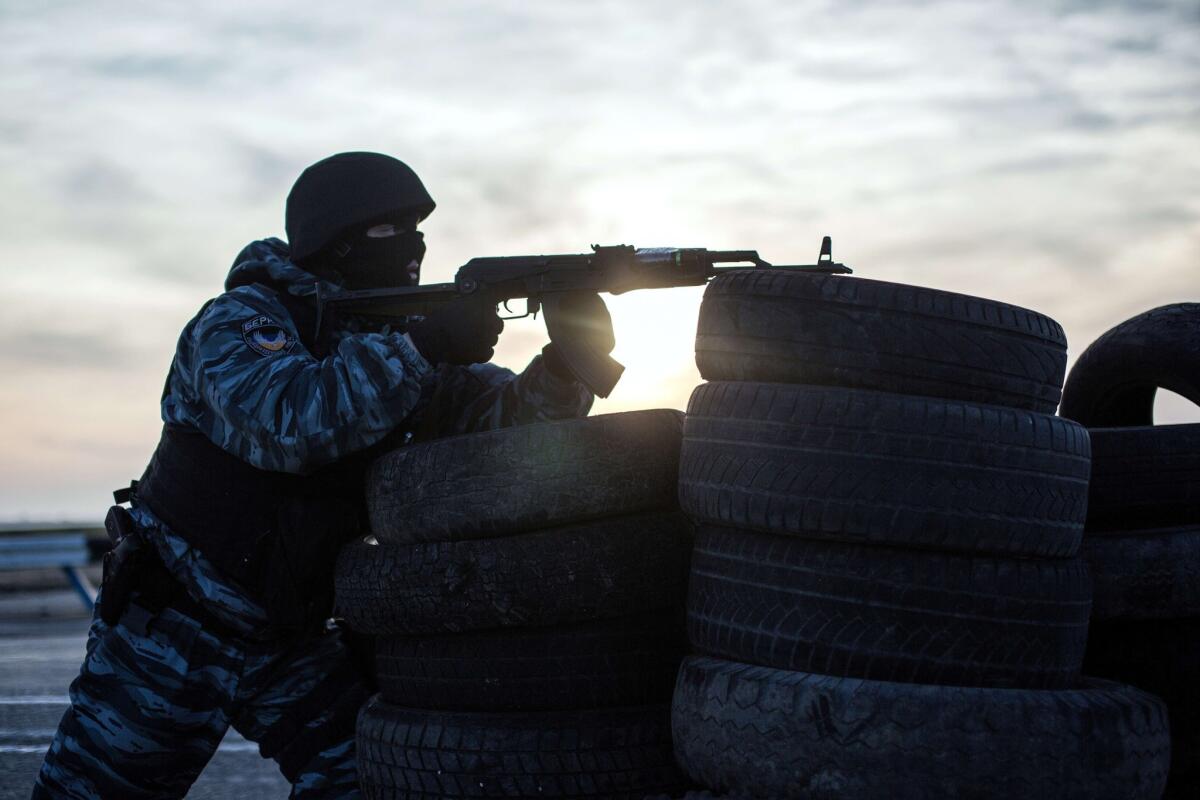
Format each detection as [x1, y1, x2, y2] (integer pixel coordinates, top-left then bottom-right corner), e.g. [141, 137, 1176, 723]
[32, 589, 365, 799]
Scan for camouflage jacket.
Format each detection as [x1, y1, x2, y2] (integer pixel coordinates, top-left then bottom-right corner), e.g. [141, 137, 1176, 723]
[138, 238, 593, 631]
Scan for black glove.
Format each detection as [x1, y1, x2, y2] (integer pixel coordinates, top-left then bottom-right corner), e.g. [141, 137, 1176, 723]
[541, 292, 616, 382]
[541, 342, 574, 380]
[407, 295, 503, 365]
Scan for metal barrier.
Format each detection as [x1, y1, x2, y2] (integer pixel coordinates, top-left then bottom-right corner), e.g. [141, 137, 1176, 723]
[0, 525, 104, 610]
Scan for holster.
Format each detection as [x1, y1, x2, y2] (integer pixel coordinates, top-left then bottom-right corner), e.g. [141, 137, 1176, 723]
[99, 505, 148, 627]
[99, 504, 247, 640]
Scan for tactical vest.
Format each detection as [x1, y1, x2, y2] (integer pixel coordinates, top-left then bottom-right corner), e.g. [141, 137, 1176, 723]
[133, 285, 410, 631]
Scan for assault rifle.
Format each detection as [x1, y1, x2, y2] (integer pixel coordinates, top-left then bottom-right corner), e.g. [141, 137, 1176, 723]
[316, 236, 851, 398]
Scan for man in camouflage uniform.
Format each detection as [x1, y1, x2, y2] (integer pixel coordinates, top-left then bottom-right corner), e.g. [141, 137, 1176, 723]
[33, 152, 603, 798]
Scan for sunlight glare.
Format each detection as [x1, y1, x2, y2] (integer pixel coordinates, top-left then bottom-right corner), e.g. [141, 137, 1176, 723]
[599, 284, 706, 413]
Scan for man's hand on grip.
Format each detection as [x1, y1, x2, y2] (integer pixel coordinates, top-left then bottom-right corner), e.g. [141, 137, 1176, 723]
[408, 294, 503, 365]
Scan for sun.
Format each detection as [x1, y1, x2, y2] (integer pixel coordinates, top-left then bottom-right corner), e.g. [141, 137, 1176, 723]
[596, 284, 707, 414]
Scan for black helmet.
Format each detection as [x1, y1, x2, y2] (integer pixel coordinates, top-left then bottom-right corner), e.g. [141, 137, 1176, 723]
[285, 152, 436, 263]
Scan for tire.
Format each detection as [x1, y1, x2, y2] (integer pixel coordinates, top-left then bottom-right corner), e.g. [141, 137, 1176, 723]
[687, 526, 1091, 689]
[694, 270, 1067, 413]
[679, 382, 1090, 557]
[671, 655, 1171, 800]
[1086, 618, 1200, 799]
[367, 410, 683, 544]
[1086, 425, 1200, 532]
[1059, 302, 1200, 426]
[333, 513, 694, 635]
[1084, 526, 1200, 620]
[374, 614, 686, 711]
[357, 698, 686, 799]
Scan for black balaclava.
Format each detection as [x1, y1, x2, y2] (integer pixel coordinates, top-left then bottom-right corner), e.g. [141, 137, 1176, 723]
[317, 224, 426, 290]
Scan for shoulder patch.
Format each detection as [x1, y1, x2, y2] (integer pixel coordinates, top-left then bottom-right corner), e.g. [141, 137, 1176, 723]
[241, 315, 296, 357]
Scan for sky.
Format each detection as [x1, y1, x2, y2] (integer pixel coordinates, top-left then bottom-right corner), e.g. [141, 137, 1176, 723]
[0, 0, 1197, 521]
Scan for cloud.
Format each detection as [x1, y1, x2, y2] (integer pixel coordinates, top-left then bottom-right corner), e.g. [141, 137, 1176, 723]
[1109, 35, 1161, 54]
[982, 152, 1109, 175]
[1128, 204, 1198, 227]
[1052, 0, 1199, 18]
[58, 160, 153, 204]
[0, 328, 134, 371]
[90, 53, 226, 84]
[231, 141, 297, 200]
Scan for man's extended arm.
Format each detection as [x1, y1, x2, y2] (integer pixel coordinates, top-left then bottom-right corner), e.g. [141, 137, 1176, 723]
[409, 356, 593, 440]
[167, 285, 592, 473]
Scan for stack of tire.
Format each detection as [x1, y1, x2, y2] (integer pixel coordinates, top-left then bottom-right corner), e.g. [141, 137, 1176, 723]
[669, 270, 1172, 799]
[1059, 303, 1200, 798]
[333, 411, 695, 799]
